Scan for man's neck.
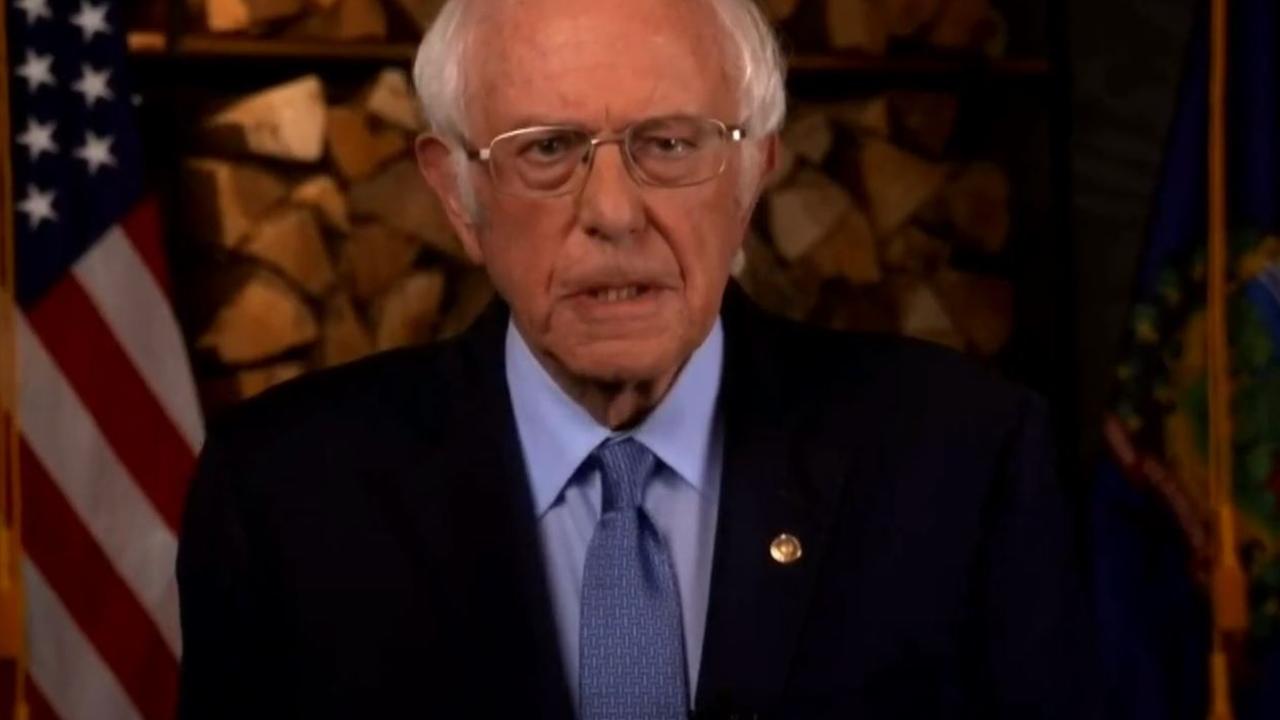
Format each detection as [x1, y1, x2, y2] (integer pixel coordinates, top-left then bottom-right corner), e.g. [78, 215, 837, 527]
[536, 353, 683, 431]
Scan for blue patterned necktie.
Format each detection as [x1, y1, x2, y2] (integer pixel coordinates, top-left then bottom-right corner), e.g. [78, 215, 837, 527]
[579, 438, 689, 720]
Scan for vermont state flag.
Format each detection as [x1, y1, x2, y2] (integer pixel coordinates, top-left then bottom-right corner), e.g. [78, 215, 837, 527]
[1094, 0, 1280, 717]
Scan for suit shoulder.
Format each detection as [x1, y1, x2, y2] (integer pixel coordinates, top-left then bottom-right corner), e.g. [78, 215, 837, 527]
[202, 341, 458, 462]
[768, 316, 1037, 425]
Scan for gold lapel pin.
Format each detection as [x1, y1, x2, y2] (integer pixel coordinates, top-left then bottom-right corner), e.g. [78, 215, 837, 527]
[769, 533, 803, 565]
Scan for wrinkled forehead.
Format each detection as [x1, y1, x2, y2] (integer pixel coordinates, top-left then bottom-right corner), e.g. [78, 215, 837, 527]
[462, 0, 739, 141]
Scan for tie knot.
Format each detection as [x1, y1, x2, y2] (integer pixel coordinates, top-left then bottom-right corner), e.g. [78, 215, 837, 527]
[592, 438, 657, 513]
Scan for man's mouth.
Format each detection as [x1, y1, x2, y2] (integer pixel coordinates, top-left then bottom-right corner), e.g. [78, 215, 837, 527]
[589, 285, 652, 303]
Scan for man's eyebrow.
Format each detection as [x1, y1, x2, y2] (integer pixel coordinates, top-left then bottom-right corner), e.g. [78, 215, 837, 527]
[496, 109, 717, 135]
[501, 116, 594, 132]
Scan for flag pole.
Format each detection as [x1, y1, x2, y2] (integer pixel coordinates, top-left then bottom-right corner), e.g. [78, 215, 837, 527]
[0, 1, 28, 717]
[1206, 0, 1247, 717]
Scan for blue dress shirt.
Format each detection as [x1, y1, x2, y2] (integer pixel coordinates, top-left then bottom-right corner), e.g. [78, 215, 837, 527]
[505, 320, 725, 708]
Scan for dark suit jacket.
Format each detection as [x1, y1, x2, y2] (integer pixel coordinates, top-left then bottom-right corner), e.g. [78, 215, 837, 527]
[177, 285, 1098, 719]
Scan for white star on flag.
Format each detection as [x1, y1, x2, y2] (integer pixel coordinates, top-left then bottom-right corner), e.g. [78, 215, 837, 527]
[74, 131, 117, 175]
[17, 118, 59, 162]
[14, 0, 53, 25]
[69, 1, 112, 43]
[18, 184, 58, 230]
[16, 50, 56, 93]
[72, 63, 114, 108]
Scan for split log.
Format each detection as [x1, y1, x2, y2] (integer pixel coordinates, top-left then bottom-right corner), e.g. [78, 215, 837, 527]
[373, 270, 447, 350]
[198, 271, 320, 365]
[241, 206, 336, 297]
[290, 174, 350, 233]
[933, 269, 1013, 356]
[885, 0, 942, 37]
[888, 91, 959, 157]
[810, 281, 898, 334]
[880, 225, 951, 274]
[183, 158, 288, 248]
[799, 207, 881, 286]
[758, 0, 801, 22]
[928, 0, 1006, 56]
[339, 223, 422, 302]
[348, 159, 465, 261]
[317, 292, 374, 368]
[436, 268, 497, 340]
[735, 231, 819, 321]
[285, 0, 387, 41]
[782, 108, 834, 165]
[826, 96, 891, 138]
[858, 138, 949, 235]
[943, 162, 1010, 254]
[826, 0, 888, 55]
[890, 276, 965, 350]
[238, 362, 306, 397]
[325, 105, 409, 181]
[359, 68, 422, 132]
[201, 360, 308, 411]
[204, 0, 303, 33]
[390, 0, 447, 32]
[767, 167, 855, 262]
[201, 75, 326, 163]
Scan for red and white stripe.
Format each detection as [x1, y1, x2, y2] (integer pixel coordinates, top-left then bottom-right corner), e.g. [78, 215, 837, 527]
[20, 200, 202, 720]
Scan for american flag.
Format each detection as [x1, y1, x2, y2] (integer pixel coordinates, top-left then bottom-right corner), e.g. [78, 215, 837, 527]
[5, 0, 202, 717]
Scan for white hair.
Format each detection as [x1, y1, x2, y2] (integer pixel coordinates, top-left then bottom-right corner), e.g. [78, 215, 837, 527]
[411, 0, 473, 145]
[411, 0, 787, 213]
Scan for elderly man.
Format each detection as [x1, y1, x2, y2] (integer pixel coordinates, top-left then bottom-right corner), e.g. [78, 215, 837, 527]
[177, 0, 1096, 718]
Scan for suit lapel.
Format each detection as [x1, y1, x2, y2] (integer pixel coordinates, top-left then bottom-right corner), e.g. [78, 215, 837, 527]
[365, 301, 574, 717]
[695, 286, 872, 716]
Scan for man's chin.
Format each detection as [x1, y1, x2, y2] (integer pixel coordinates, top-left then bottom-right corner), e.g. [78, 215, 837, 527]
[557, 342, 684, 388]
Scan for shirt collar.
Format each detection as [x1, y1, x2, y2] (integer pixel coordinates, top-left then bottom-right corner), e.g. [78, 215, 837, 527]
[505, 318, 725, 518]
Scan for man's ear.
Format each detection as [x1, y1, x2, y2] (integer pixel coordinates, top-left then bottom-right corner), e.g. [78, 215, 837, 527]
[738, 133, 779, 227]
[757, 133, 779, 190]
[414, 132, 484, 266]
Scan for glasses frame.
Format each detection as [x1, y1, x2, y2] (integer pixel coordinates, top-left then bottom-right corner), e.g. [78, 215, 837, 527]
[463, 116, 748, 197]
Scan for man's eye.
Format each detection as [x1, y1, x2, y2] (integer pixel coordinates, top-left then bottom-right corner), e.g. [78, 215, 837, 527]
[520, 135, 577, 160]
[640, 136, 695, 155]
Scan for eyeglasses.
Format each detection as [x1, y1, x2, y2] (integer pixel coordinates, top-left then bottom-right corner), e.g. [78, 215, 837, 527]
[464, 115, 747, 198]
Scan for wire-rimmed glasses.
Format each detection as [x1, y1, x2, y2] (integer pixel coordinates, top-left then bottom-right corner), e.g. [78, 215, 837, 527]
[464, 115, 748, 198]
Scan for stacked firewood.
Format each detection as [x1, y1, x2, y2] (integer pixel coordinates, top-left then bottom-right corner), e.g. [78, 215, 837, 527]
[762, 0, 1008, 57]
[182, 73, 1012, 410]
[738, 93, 1014, 356]
[183, 70, 495, 412]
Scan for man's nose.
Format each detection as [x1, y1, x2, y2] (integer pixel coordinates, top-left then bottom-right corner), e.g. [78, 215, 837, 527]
[577, 143, 646, 243]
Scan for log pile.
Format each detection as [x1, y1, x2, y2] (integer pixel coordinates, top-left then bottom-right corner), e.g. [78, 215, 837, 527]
[736, 91, 1015, 358]
[764, 0, 1007, 57]
[183, 74, 1013, 412]
[184, 70, 493, 412]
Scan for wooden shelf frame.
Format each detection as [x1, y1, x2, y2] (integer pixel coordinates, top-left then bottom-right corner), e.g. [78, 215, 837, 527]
[127, 31, 418, 62]
[126, 30, 1052, 79]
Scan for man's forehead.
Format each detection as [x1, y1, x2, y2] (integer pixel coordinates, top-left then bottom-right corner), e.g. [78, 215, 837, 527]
[463, 0, 736, 133]
[468, 0, 723, 32]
